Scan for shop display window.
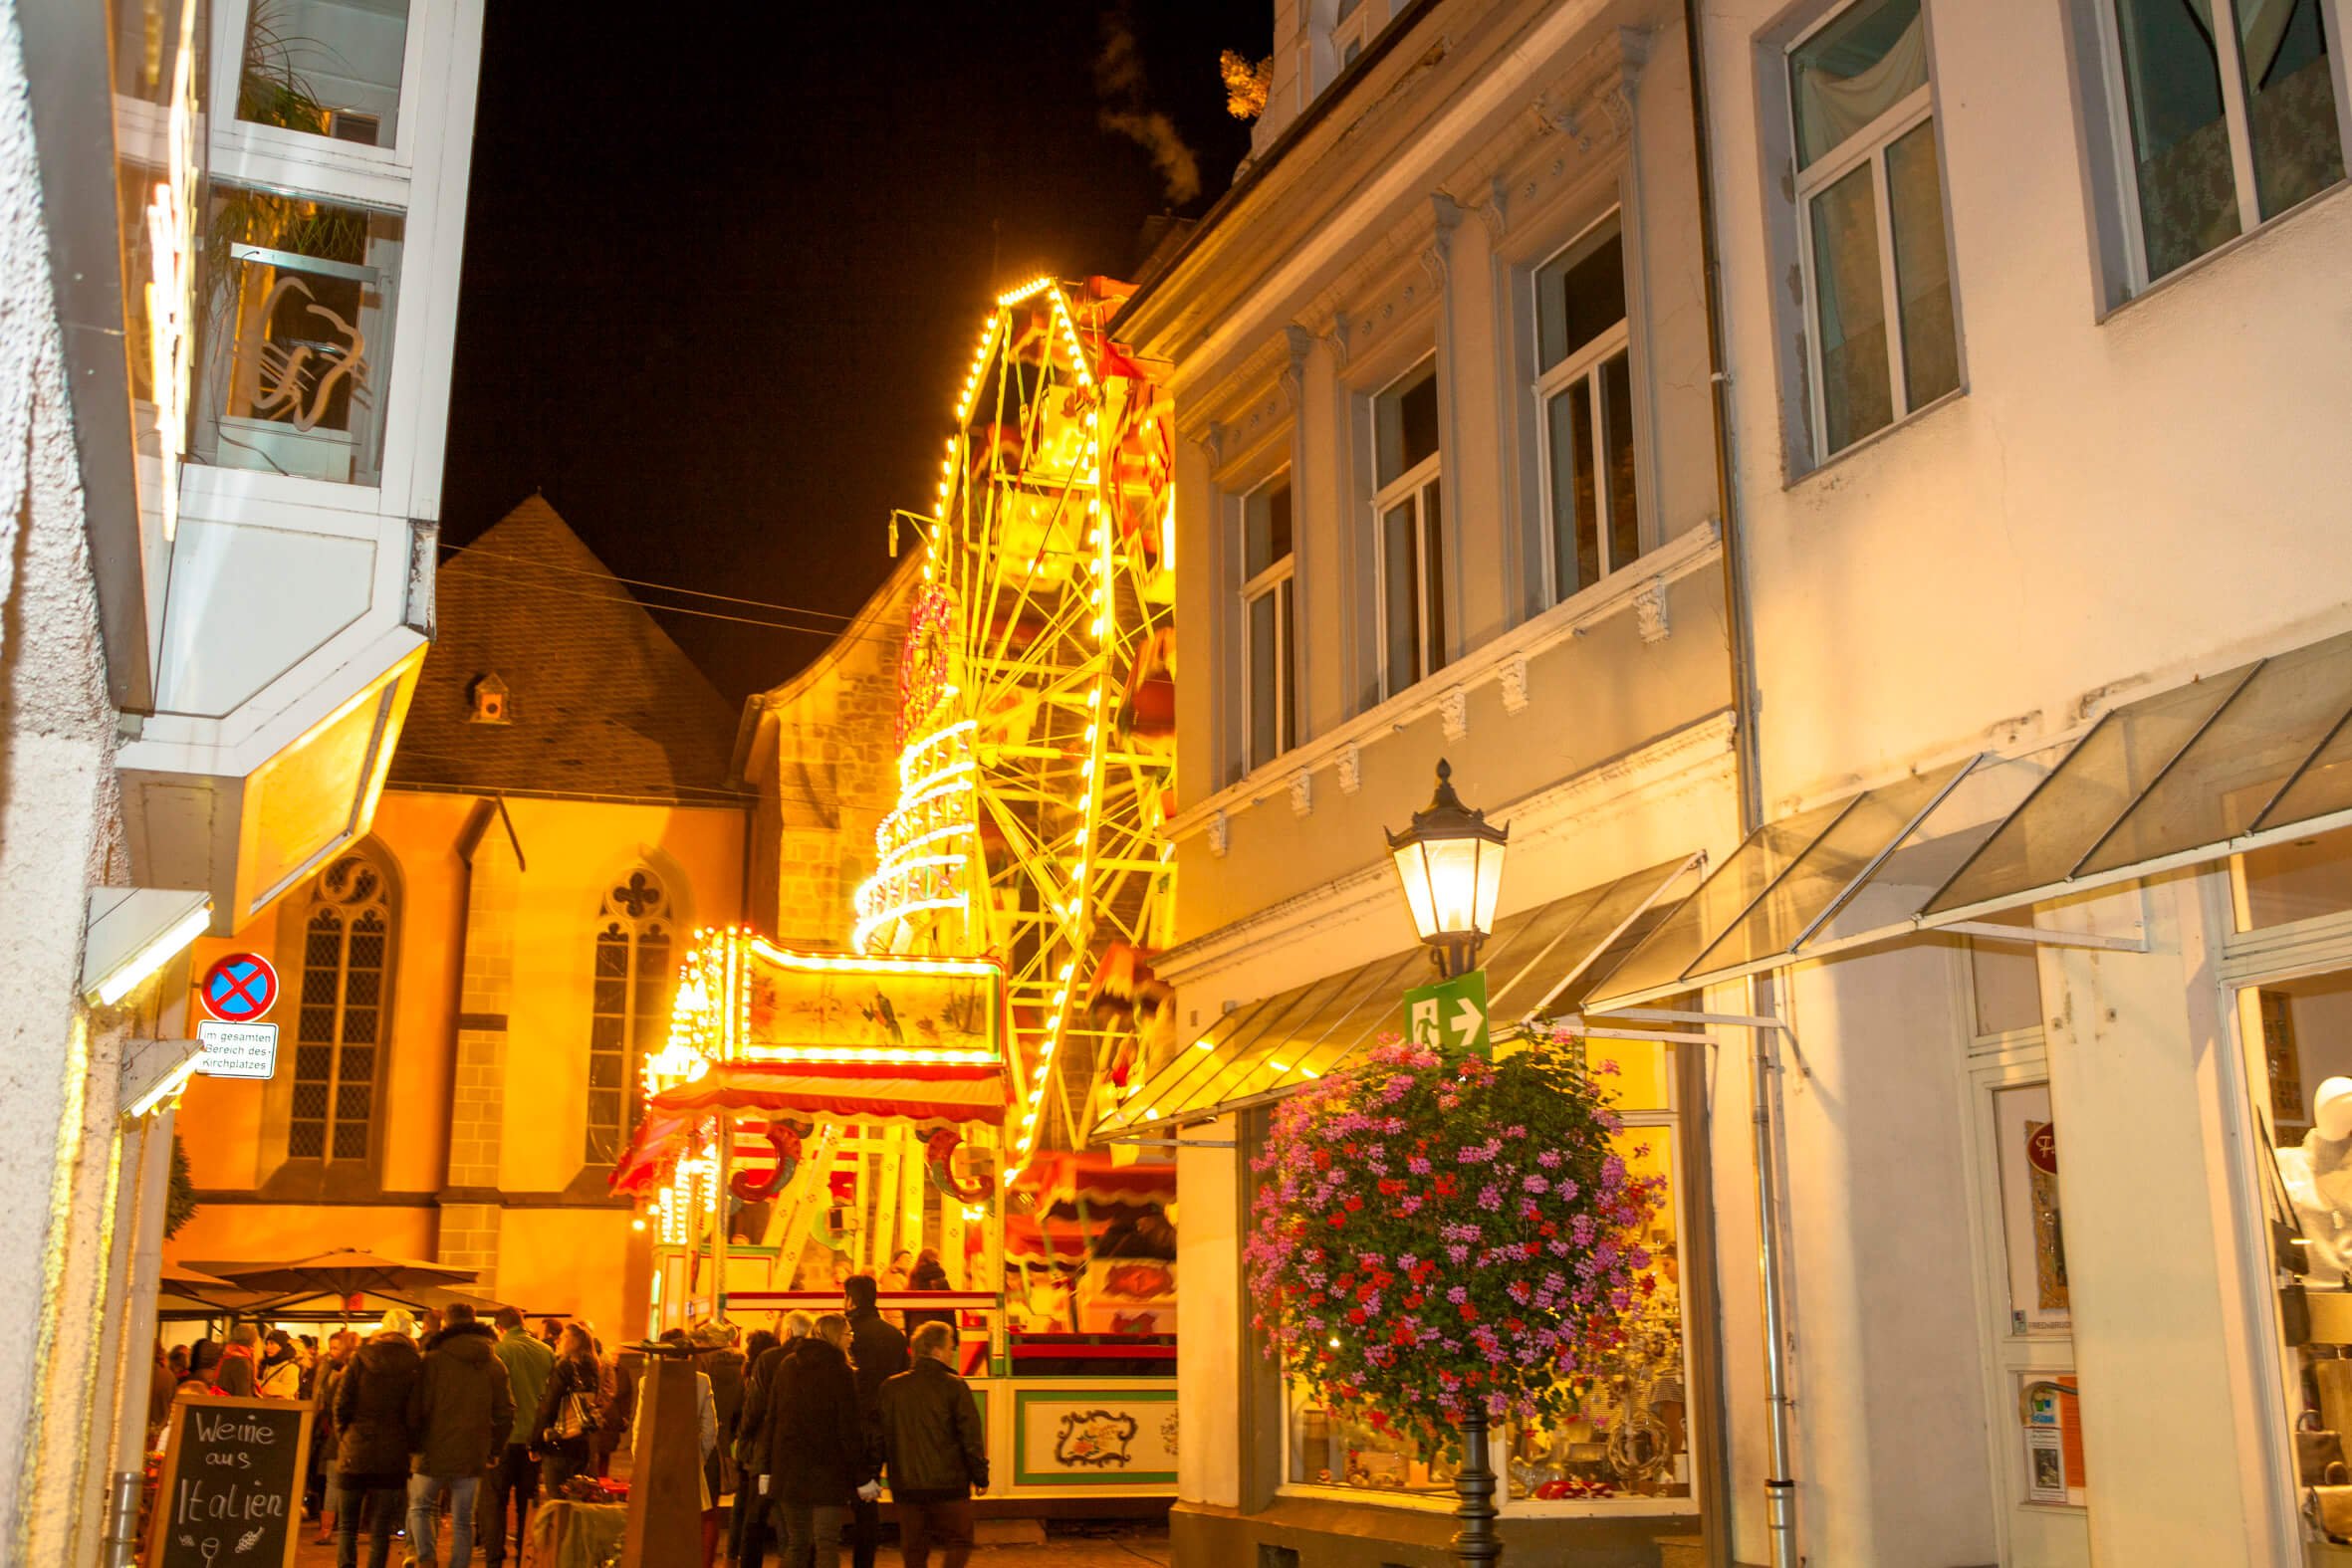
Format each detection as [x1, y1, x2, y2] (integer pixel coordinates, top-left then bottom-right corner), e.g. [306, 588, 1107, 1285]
[237, 0, 410, 147]
[2239, 966, 2352, 1544]
[1280, 1038, 1689, 1506]
[1991, 1083, 2068, 1334]
[2237, 825, 2352, 934]
[192, 186, 401, 486]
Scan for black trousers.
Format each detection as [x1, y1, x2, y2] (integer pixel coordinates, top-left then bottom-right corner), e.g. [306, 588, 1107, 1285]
[480, 1443, 539, 1563]
[849, 1495, 881, 1568]
[732, 1479, 771, 1567]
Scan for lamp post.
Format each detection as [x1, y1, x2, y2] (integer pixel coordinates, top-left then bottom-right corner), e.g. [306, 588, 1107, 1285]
[1386, 760, 1510, 982]
[1386, 760, 1508, 1566]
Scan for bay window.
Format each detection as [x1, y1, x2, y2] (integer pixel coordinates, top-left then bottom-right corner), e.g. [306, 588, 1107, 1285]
[1242, 473, 1298, 774]
[1374, 359, 1445, 697]
[2102, 0, 2346, 285]
[1788, 0, 1961, 459]
[1534, 214, 1643, 602]
[237, 0, 411, 147]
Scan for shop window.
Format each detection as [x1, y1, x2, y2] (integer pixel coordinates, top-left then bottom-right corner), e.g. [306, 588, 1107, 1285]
[237, 0, 410, 147]
[2237, 825, 2352, 932]
[1242, 472, 1298, 774]
[1283, 1036, 1688, 1505]
[1534, 214, 1644, 602]
[192, 186, 401, 486]
[2239, 968, 2352, 1532]
[1373, 358, 1444, 698]
[588, 868, 674, 1164]
[1992, 1083, 2070, 1334]
[1786, 0, 1961, 459]
[290, 846, 395, 1163]
[2100, 0, 2345, 287]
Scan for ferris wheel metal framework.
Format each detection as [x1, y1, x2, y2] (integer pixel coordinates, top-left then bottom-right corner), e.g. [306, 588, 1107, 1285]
[852, 275, 1177, 1184]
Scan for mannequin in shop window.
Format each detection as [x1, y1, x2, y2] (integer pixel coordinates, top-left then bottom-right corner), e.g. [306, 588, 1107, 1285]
[2279, 1076, 2352, 1280]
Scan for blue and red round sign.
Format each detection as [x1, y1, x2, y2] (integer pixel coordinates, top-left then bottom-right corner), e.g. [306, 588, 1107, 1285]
[200, 953, 279, 1022]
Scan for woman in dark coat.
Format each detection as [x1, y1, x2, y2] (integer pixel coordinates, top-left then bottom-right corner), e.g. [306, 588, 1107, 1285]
[764, 1315, 872, 1568]
[331, 1318, 422, 1568]
[535, 1323, 603, 1494]
[901, 1250, 959, 1341]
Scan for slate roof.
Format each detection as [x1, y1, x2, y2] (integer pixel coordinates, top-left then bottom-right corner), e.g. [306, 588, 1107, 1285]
[388, 495, 746, 803]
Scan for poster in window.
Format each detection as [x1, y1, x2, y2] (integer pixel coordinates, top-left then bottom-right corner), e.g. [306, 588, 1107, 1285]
[2261, 990, 2307, 1135]
[2025, 1120, 2068, 1314]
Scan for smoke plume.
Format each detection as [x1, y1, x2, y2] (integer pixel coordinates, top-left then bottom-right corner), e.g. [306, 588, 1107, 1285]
[1095, 10, 1203, 206]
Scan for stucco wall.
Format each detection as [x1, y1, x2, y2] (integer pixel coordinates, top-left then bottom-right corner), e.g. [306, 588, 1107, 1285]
[0, 0, 136, 1553]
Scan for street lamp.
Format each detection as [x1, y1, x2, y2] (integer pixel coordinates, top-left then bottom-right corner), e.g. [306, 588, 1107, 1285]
[1387, 759, 1509, 981]
[1387, 760, 1508, 1567]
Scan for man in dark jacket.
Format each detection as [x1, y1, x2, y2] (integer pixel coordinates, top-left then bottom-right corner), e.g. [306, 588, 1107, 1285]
[332, 1316, 422, 1568]
[404, 1302, 515, 1568]
[878, 1322, 989, 1568]
[733, 1312, 814, 1568]
[841, 1275, 908, 1568]
[764, 1314, 871, 1568]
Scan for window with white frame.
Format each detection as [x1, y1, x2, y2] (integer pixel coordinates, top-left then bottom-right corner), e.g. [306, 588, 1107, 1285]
[2099, 0, 2346, 286]
[1333, 0, 1374, 71]
[1535, 214, 1644, 602]
[1788, 0, 1961, 459]
[237, 0, 412, 147]
[1242, 472, 1298, 773]
[1373, 359, 1444, 697]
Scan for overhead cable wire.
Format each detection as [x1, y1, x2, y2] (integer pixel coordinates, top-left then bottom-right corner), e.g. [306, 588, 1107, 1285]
[444, 542, 866, 623]
[445, 564, 906, 645]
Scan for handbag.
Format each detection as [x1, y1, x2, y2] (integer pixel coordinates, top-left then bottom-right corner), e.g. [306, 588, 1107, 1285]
[2311, 1483, 2352, 1543]
[2300, 1411, 2350, 1486]
[554, 1385, 600, 1442]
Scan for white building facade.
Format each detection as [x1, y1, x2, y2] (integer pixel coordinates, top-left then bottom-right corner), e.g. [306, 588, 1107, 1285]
[1122, 0, 2352, 1565]
[0, 0, 483, 1556]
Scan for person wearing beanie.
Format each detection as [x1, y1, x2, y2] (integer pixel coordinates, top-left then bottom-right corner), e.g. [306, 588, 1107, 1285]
[256, 1328, 303, 1399]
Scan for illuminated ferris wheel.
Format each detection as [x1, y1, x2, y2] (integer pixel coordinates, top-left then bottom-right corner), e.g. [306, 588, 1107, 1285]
[853, 275, 1178, 1182]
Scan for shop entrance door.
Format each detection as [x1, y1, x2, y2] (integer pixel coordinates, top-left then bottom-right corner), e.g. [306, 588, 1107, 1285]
[1965, 1053, 2091, 1566]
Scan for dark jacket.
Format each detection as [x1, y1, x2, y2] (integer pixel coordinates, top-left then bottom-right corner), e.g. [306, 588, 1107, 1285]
[845, 1307, 908, 1431]
[734, 1340, 807, 1471]
[534, 1355, 601, 1460]
[902, 1259, 958, 1340]
[763, 1338, 871, 1506]
[407, 1321, 515, 1475]
[877, 1357, 988, 1500]
[335, 1333, 423, 1483]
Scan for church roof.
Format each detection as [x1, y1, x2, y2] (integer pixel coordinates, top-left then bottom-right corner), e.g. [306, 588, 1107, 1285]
[388, 495, 746, 803]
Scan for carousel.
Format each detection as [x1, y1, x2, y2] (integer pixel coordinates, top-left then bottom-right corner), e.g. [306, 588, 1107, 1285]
[612, 276, 1181, 1505]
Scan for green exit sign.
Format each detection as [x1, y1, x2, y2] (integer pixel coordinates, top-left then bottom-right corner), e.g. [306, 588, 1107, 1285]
[1402, 969, 1490, 1056]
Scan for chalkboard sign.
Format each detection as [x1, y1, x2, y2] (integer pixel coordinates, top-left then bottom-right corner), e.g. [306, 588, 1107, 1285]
[146, 1394, 313, 1568]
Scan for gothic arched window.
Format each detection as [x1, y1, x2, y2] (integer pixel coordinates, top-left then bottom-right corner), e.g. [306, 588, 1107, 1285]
[588, 868, 673, 1163]
[290, 847, 395, 1162]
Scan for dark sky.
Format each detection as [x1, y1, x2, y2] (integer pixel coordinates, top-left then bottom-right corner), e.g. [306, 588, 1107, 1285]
[438, 1, 1269, 704]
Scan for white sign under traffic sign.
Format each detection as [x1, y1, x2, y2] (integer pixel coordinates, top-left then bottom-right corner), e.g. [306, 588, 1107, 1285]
[194, 1019, 279, 1080]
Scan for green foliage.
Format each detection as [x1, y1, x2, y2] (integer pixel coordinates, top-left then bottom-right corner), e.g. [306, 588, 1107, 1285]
[165, 1133, 197, 1240]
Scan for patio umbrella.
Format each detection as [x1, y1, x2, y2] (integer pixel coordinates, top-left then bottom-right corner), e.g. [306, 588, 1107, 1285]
[186, 1249, 479, 1311]
[157, 1261, 239, 1294]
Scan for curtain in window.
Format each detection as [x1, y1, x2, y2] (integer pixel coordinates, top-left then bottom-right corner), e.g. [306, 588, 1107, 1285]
[1793, 14, 1927, 163]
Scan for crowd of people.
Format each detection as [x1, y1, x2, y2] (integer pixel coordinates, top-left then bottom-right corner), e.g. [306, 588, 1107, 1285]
[155, 1262, 988, 1568]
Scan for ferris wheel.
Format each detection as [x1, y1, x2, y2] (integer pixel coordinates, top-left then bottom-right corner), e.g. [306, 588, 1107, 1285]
[853, 275, 1178, 1183]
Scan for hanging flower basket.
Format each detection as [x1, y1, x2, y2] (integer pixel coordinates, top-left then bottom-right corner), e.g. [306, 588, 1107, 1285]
[1243, 1029, 1665, 1456]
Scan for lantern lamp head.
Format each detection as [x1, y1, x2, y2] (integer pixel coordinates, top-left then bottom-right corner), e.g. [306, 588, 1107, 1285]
[1386, 760, 1509, 979]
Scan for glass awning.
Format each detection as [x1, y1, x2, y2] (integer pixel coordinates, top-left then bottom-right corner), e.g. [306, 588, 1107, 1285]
[1088, 854, 1703, 1141]
[1580, 627, 2352, 1013]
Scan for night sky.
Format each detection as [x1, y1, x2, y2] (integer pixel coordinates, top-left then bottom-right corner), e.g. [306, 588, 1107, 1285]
[438, 1, 1269, 703]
